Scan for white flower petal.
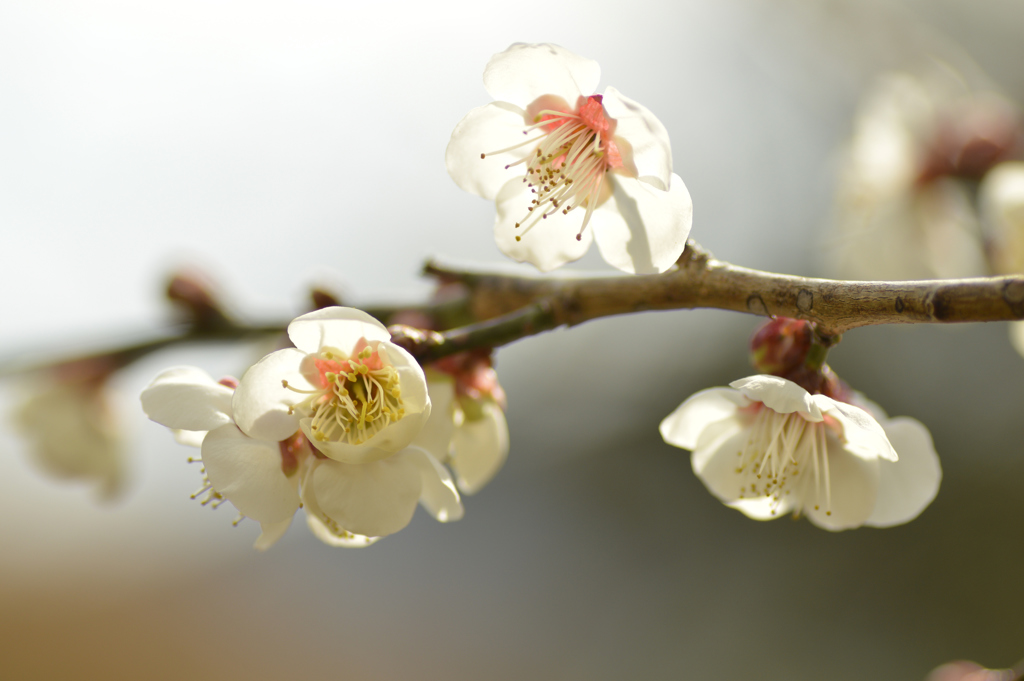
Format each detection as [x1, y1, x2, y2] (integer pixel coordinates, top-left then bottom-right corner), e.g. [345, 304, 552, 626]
[140, 366, 234, 431]
[601, 86, 672, 189]
[232, 348, 307, 442]
[445, 101, 530, 200]
[494, 177, 595, 271]
[450, 403, 509, 495]
[728, 495, 798, 521]
[819, 397, 898, 462]
[1010, 320, 1024, 358]
[287, 306, 390, 355]
[802, 437, 880, 530]
[404, 447, 464, 522]
[201, 424, 300, 524]
[416, 375, 457, 461]
[866, 417, 942, 527]
[730, 375, 822, 420]
[173, 429, 207, 448]
[660, 387, 748, 451]
[300, 477, 382, 548]
[313, 455, 423, 537]
[253, 518, 292, 551]
[690, 428, 751, 506]
[591, 174, 693, 274]
[305, 512, 381, 548]
[483, 43, 599, 106]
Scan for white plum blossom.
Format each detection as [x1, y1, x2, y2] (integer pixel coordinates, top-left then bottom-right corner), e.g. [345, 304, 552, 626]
[15, 377, 125, 502]
[446, 42, 693, 274]
[418, 370, 509, 495]
[660, 375, 941, 530]
[140, 307, 465, 549]
[232, 307, 432, 464]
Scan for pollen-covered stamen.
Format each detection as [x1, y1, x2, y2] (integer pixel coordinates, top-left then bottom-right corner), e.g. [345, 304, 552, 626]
[489, 95, 624, 244]
[734, 406, 835, 517]
[282, 341, 405, 447]
[187, 459, 227, 509]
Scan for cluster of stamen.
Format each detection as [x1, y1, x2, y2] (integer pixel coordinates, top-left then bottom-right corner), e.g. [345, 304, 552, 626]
[482, 95, 621, 243]
[283, 342, 404, 446]
[734, 405, 834, 517]
[187, 456, 229, 510]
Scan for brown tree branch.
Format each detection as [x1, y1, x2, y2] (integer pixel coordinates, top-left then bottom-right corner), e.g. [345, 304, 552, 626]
[425, 240, 1024, 337]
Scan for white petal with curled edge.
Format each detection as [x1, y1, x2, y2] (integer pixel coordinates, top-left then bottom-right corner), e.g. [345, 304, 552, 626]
[140, 366, 234, 431]
[483, 43, 599, 106]
[660, 387, 748, 451]
[601, 87, 672, 190]
[494, 177, 595, 272]
[731, 376, 822, 420]
[232, 348, 307, 442]
[450, 403, 509, 495]
[820, 397, 897, 462]
[305, 513, 381, 548]
[591, 174, 692, 274]
[287, 307, 390, 355]
[802, 436, 880, 530]
[446, 102, 530, 201]
[201, 424, 300, 524]
[313, 456, 422, 537]
[404, 447, 464, 522]
[866, 417, 941, 527]
[416, 375, 457, 461]
[254, 518, 292, 551]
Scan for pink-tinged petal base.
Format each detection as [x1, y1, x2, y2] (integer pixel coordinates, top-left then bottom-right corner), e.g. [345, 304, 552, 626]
[600, 86, 673, 190]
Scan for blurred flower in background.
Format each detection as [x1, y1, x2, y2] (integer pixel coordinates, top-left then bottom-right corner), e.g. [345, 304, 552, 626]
[829, 65, 1021, 280]
[13, 359, 125, 502]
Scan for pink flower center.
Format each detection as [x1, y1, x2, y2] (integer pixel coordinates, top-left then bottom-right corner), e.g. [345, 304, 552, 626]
[484, 94, 627, 243]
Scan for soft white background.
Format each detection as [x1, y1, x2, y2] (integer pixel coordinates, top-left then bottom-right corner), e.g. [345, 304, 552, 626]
[1, 0, 1023, 679]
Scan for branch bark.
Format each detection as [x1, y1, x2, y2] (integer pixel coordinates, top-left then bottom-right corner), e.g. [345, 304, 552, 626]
[426, 240, 1024, 337]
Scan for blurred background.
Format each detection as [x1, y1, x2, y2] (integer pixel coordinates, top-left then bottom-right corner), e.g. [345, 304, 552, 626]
[1, 0, 1023, 679]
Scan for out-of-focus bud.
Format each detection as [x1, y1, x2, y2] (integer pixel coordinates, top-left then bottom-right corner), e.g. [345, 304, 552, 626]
[14, 358, 125, 501]
[750, 317, 812, 375]
[310, 287, 343, 311]
[918, 95, 1021, 184]
[166, 270, 231, 331]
